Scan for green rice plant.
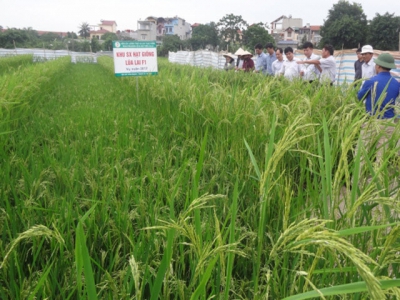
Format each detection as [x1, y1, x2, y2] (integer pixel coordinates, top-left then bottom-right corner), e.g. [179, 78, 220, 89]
[0, 57, 398, 299]
[0, 54, 34, 75]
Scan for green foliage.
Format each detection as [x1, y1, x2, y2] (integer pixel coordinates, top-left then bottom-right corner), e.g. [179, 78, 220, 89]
[243, 23, 275, 49]
[78, 22, 91, 39]
[158, 34, 185, 56]
[368, 12, 400, 50]
[67, 31, 78, 39]
[217, 14, 248, 48]
[101, 32, 118, 51]
[0, 28, 38, 48]
[103, 39, 113, 51]
[0, 57, 399, 299]
[101, 32, 118, 41]
[40, 32, 62, 43]
[80, 40, 91, 52]
[188, 23, 219, 50]
[0, 55, 33, 75]
[90, 37, 101, 52]
[0, 27, 94, 52]
[320, 0, 368, 49]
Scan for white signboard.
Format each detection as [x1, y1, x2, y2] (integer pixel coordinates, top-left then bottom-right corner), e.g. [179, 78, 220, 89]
[113, 41, 158, 77]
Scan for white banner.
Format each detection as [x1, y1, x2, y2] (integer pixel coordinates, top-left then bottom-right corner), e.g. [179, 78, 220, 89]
[113, 41, 158, 77]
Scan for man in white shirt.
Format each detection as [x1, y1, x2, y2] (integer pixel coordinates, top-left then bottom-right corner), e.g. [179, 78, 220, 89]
[279, 47, 304, 81]
[296, 44, 336, 85]
[272, 47, 284, 76]
[300, 41, 320, 82]
[360, 44, 376, 80]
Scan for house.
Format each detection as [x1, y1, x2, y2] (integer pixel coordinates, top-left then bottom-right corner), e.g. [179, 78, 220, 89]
[155, 17, 167, 41]
[283, 27, 300, 41]
[270, 15, 303, 46]
[164, 16, 192, 40]
[139, 16, 192, 41]
[191, 23, 201, 28]
[98, 20, 117, 33]
[90, 20, 117, 40]
[119, 29, 137, 40]
[298, 25, 322, 45]
[270, 15, 322, 48]
[137, 20, 157, 41]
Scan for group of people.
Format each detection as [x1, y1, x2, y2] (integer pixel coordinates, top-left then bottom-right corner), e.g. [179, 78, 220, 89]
[223, 42, 399, 180]
[354, 45, 399, 180]
[222, 42, 398, 123]
[223, 42, 337, 85]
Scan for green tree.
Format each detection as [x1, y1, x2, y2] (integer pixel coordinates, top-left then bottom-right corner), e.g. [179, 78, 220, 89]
[188, 23, 219, 50]
[320, 0, 367, 49]
[217, 14, 248, 47]
[40, 32, 62, 43]
[101, 32, 118, 51]
[103, 39, 113, 51]
[368, 12, 400, 50]
[90, 37, 101, 52]
[78, 22, 91, 39]
[67, 32, 78, 39]
[0, 28, 32, 48]
[159, 35, 185, 56]
[101, 32, 118, 41]
[243, 23, 275, 49]
[74, 40, 91, 52]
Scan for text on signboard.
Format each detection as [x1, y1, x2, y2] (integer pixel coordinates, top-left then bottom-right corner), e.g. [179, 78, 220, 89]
[116, 51, 155, 57]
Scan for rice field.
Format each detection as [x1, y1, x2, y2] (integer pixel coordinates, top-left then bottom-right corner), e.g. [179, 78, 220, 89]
[0, 55, 399, 299]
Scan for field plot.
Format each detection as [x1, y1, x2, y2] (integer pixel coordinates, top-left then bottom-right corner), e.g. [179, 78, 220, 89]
[0, 56, 399, 299]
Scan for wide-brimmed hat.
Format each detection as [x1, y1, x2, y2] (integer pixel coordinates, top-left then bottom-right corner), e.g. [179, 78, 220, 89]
[241, 51, 253, 57]
[374, 53, 396, 69]
[223, 53, 235, 59]
[234, 48, 246, 56]
[361, 45, 373, 54]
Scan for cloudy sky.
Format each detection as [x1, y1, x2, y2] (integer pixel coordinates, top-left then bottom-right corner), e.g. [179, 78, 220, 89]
[1, 0, 399, 32]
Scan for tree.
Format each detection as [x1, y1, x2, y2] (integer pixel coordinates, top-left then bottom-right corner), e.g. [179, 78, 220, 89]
[159, 35, 185, 56]
[103, 39, 113, 51]
[78, 22, 91, 39]
[188, 23, 219, 50]
[90, 37, 101, 52]
[217, 14, 248, 47]
[243, 23, 275, 49]
[67, 32, 78, 39]
[0, 28, 32, 48]
[40, 32, 62, 43]
[320, 0, 367, 49]
[368, 12, 400, 50]
[101, 32, 118, 41]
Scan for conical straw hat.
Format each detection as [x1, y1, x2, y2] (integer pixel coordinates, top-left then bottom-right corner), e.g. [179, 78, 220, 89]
[234, 48, 246, 55]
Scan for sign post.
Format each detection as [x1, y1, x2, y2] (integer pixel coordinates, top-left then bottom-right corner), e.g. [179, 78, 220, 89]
[112, 41, 158, 103]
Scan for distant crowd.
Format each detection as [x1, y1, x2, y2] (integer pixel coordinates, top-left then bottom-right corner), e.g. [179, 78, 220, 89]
[223, 42, 398, 87]
[223, 42, 400, 178]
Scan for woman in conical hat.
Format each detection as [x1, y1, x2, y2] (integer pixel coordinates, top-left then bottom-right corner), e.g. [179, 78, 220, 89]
[240, 51, 254, 72]
[234, 48, 246, 70]
[223, 53, 235, 71]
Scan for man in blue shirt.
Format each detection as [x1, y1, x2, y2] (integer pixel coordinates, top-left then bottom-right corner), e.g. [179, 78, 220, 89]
[254, 43, 268, 75]
[265, 43, 277, 76]
[356, 52, 400, 179]
[357, 53, 399, 119]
